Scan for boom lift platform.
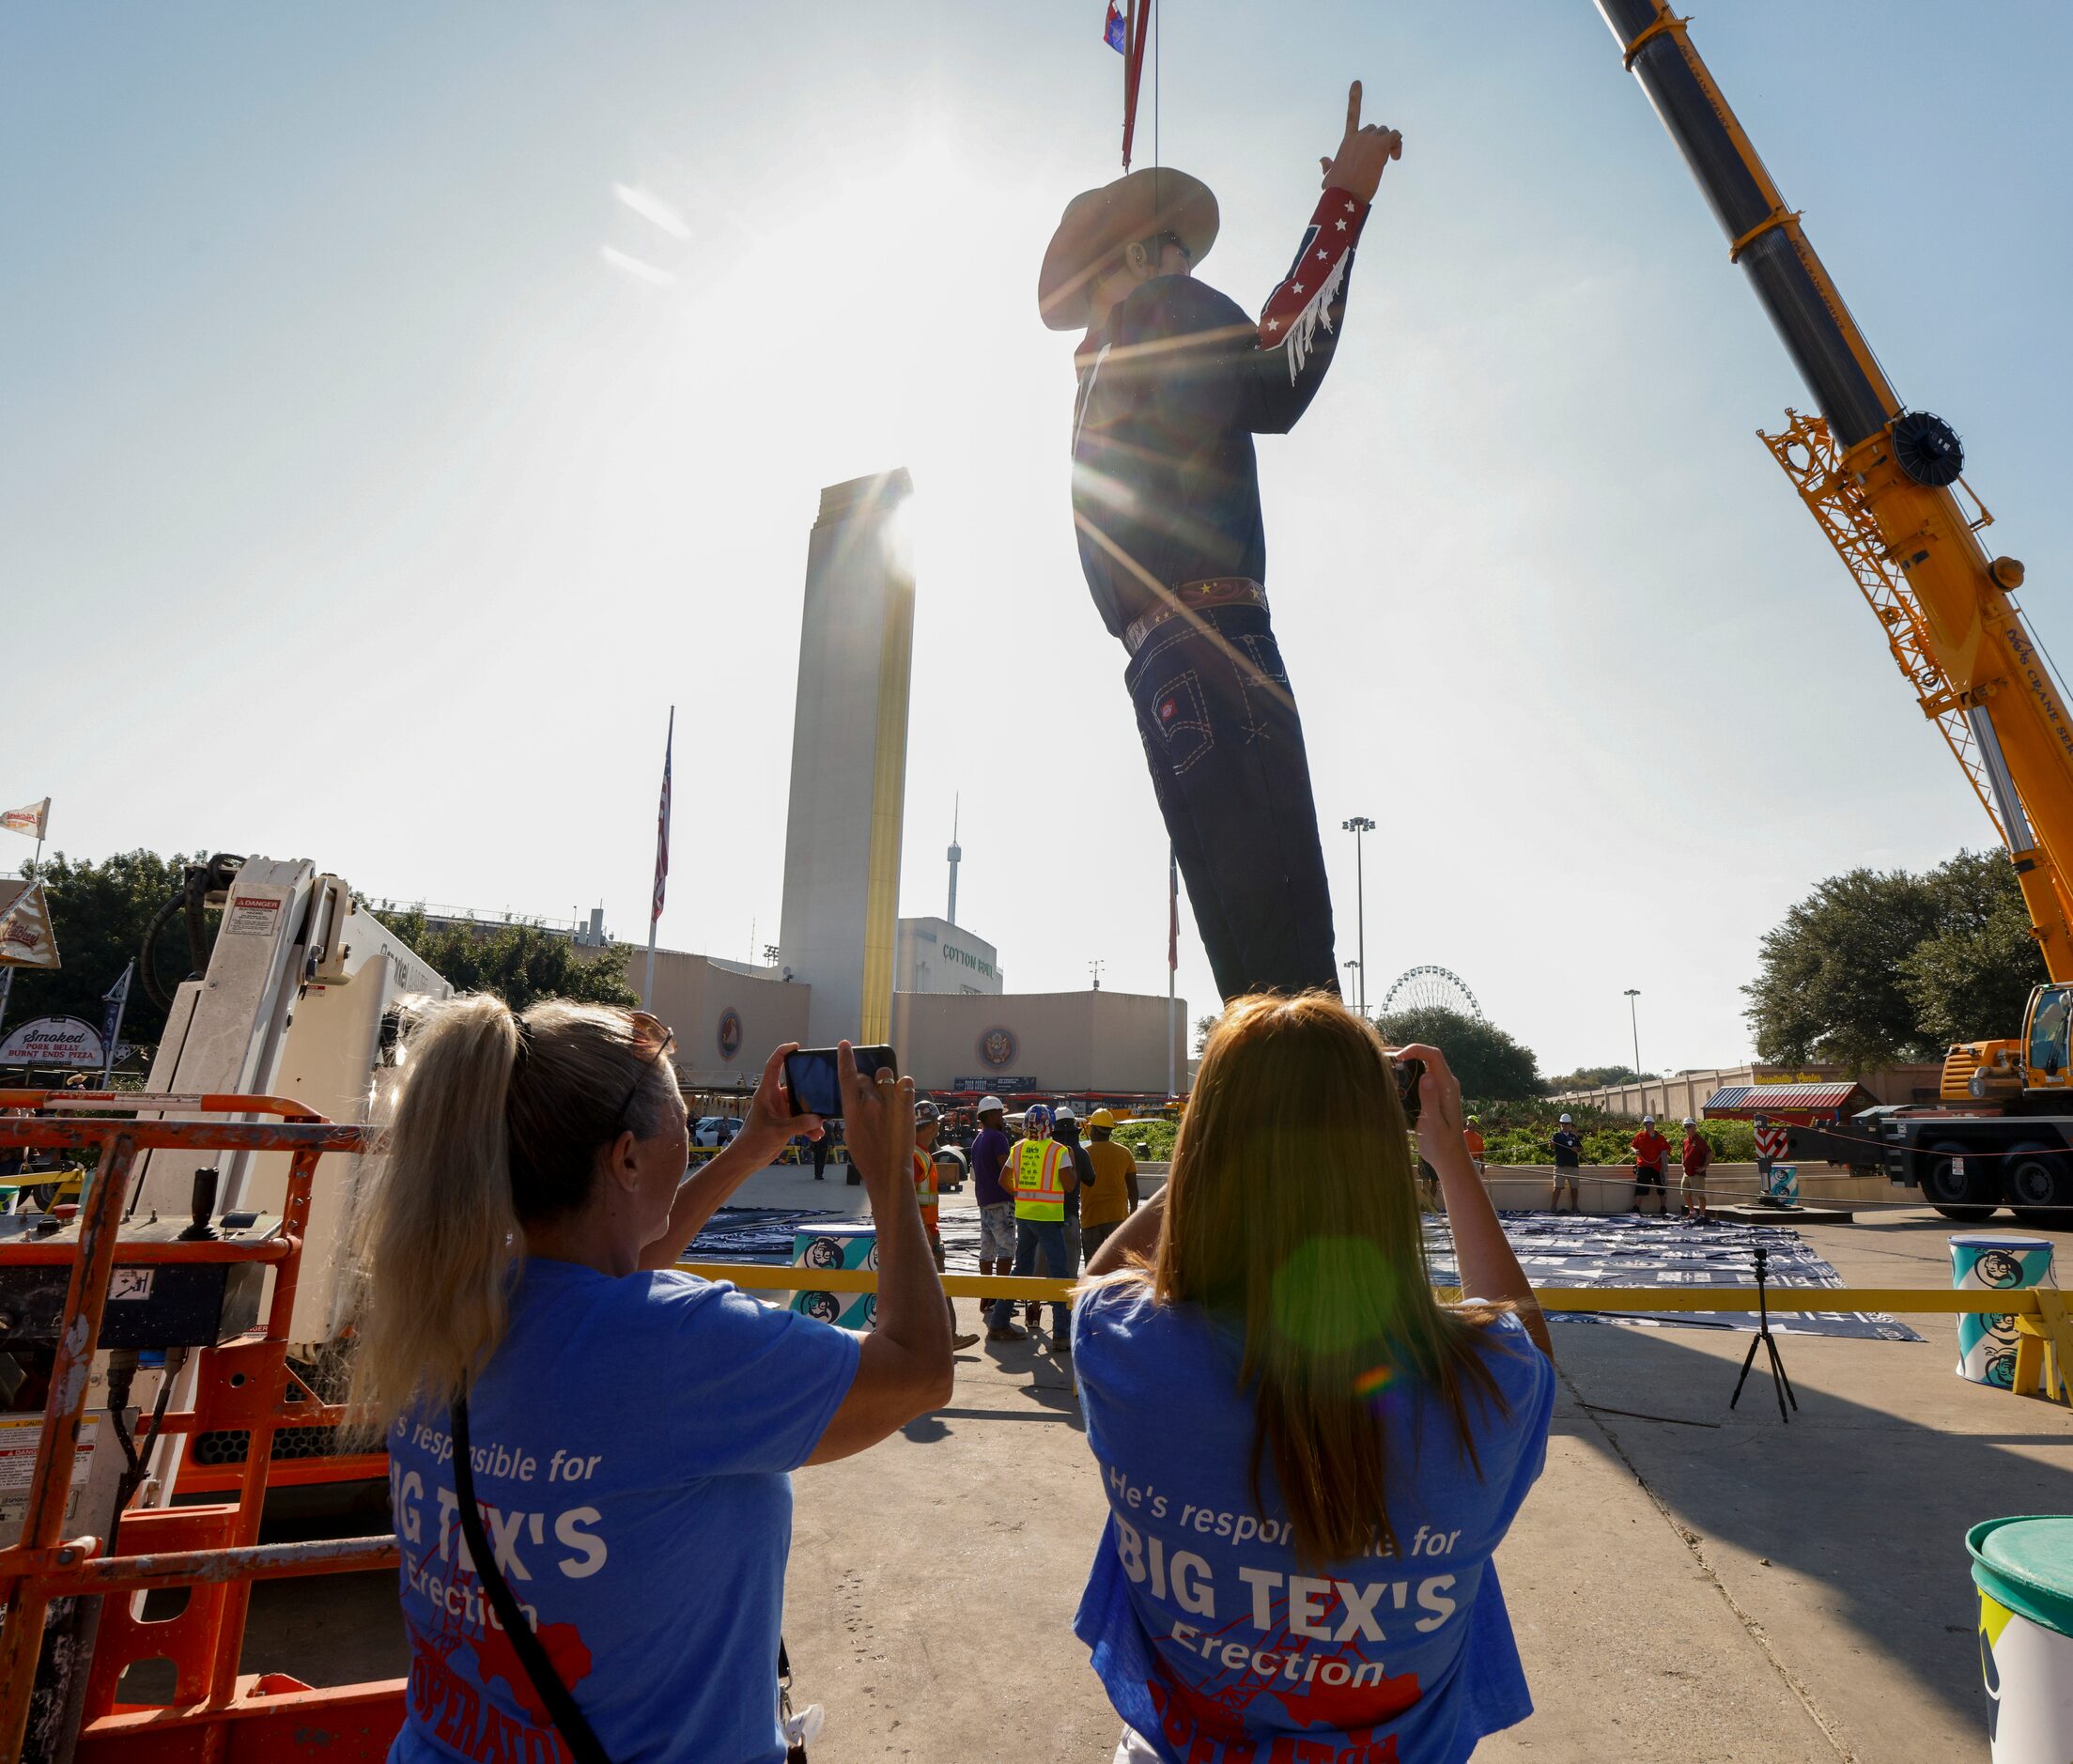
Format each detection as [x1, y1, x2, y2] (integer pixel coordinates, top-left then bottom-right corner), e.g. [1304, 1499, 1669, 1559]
[103, 857, 448, 1493]
[0, 1095, 402, 1763]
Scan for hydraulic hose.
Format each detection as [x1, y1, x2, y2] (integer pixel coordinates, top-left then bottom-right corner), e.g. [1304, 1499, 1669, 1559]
[139, 855, 246, 1013]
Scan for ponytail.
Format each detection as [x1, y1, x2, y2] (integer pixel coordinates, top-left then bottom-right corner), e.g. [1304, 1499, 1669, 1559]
[348, 993, 677, 1432]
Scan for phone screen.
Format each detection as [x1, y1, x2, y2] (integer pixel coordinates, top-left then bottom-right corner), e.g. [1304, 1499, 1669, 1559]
[783, 1045, 898, 1118]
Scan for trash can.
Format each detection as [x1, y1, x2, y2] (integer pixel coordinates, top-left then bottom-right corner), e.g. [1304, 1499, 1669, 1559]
[1970, 1515, 2073, 1760]
[1950, 1235, 2055, 1389]
[790, 1223, 877, 1331]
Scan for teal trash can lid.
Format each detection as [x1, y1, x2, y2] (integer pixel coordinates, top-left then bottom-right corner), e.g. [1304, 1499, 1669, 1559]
[1969, 1516, 2073, 1639]
[1949, 1235, 2054, 1250]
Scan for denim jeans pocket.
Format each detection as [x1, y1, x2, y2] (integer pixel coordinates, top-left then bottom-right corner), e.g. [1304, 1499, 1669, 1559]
[1232, 631, 1289, 689]
[1141, 667, 1214, 774]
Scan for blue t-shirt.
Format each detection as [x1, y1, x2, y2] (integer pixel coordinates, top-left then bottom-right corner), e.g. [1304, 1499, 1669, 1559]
[1072, 1282, 1555, 1764]
[385, 1259, 859, 1764]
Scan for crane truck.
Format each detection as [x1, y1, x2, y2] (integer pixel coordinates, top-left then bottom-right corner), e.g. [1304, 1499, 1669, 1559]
[1598, 3, 2073, 1224]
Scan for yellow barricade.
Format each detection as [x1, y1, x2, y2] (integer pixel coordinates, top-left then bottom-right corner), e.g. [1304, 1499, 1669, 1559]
[674, 1261, 2073, 1400]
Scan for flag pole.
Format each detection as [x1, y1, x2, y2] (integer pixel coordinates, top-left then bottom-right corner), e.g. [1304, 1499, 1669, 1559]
[1167, 843, 1178, 1099]
[642, 706, 674, 1011]
[101, 960, 134, 1087]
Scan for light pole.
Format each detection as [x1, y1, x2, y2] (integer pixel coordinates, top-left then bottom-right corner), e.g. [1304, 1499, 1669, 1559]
[1342, 816, 1374, 1014]
[1344, 958, 1361, 1008]
[1625, 989, 1642, 1083]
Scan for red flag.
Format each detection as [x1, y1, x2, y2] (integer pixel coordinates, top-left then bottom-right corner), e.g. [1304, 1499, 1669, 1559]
[651, 708, 673, 925]
[1168, 845, 1179, 972]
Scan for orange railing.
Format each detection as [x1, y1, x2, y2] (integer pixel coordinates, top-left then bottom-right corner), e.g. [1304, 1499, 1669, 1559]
[0, 1091, 404, 1762]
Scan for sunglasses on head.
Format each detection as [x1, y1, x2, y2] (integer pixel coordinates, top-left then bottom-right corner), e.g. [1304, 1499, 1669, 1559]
[613, 1010, 677, 1132]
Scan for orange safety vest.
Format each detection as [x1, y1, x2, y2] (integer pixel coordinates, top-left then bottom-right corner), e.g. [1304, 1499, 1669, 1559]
[911, 1147, 938, 1229]
[1011, 1137, 1068, 1222]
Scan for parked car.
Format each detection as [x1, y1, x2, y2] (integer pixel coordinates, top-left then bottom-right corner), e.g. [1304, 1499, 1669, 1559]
[692, 1116, 747, 1148]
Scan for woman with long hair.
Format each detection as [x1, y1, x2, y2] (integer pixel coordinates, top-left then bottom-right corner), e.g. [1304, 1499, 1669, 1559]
[351, 998, 951, 1764]
[1075, 992, 1555, 1763]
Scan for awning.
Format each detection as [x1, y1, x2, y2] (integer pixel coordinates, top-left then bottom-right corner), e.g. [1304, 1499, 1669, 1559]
[1702, 1082, 1873, 1122]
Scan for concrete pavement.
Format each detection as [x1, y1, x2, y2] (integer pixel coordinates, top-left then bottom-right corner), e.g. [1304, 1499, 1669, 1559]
[225, 1172, 2073, 1760]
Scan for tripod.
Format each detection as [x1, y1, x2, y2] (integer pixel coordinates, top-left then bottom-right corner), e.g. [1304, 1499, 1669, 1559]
[1729, 1245, 1798, 1423]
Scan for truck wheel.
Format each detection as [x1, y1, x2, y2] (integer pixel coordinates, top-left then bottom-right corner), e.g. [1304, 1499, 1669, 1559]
[2003, 1143, 2073, 1229]
[1921, 1140, 1996, 1221]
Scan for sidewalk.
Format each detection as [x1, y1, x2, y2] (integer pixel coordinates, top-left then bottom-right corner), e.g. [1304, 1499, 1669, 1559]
[232, 1186, 2073, 1760]
[776, 1194, 2071, 1761]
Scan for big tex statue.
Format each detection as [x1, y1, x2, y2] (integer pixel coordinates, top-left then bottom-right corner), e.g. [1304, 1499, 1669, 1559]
[1041, 84, 1401, 1003]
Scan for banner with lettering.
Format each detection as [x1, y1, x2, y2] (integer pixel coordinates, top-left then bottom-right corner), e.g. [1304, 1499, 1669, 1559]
[0, 882, 61, 969]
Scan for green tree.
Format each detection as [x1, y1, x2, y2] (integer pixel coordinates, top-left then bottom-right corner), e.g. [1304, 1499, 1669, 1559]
[1742, 867, 1942, 1070]
[1899, 849, 2046, 1045]
[375, 910, 636, 1011]
[1544, 1063, 1653, 1091]
[4, 850, 210, 1049]
[1369, 1003, 1540, 1101]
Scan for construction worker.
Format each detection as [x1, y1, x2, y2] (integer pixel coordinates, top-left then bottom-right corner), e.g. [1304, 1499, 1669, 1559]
[1550, 1114, 1582, 1214]
[1464, 1113, 1486, 1177]
[986, 1102, 1077, 1348]
[1033, 1106, 1095, 1325]
[1679, 1117, 1713, 1225]
[1631, 1114, 1670, 1216]
[914, 1102, 980, 1350]
[1079, 1107, 1140, 1262]
[969, 1095, 1016, 1294]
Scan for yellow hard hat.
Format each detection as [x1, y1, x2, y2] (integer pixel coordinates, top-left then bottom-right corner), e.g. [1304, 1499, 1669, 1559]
[1088, 1107, 1118, 1129]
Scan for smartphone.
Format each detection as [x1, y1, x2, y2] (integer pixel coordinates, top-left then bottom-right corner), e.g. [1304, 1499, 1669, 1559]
[1386, 1052, 1425, 1128]
[783, 1045, 898, 1119]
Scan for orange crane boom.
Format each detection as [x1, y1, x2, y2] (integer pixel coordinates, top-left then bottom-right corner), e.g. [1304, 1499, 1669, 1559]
[1595, 1, 2073, 983]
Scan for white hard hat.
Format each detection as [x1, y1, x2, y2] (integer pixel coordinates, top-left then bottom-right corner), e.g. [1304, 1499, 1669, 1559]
[1054, 1105, 1077, 1123]
[1558, 1112, 1572, 1123]
[1643, 1115, 1656, 1124]
[978, 1095, 1005, 1114]
[1681, 1117, 1695, 1127]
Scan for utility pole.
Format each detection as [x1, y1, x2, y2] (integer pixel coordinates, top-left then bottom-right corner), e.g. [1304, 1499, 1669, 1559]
[1342, 816, 1375, 1014]
[1343, 958, 1361, 1010]
[1625, 988, 1642, 1081]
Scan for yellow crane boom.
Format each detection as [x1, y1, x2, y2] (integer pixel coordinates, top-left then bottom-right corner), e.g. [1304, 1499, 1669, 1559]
[1595, 2, 2073, 982]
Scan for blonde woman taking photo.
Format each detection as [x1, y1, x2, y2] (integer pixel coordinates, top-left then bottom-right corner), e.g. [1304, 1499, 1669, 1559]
[1075, 994, 1555, 1763]
[352, 999, 951, 1764]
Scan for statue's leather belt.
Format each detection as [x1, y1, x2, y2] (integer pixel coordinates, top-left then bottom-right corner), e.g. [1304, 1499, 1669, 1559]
[1122, 579, 1269, 657]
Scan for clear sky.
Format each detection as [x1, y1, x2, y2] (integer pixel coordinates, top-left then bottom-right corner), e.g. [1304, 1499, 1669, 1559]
[5, 3, 2069, 1079]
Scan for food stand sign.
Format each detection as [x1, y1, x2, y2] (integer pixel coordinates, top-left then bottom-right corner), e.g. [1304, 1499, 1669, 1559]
[0, 1016, 106, 1068]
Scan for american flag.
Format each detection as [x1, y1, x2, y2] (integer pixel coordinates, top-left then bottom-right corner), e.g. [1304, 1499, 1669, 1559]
[651, 708, 673, 925]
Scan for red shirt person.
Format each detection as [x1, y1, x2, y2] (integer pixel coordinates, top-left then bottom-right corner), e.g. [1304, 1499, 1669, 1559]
[1629, 1117, 1671, 1215]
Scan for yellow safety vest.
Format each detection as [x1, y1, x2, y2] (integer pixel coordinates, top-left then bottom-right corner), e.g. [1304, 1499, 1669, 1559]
[911, 1148, 937, 1212]
[1011, 1138, 1067, 1222]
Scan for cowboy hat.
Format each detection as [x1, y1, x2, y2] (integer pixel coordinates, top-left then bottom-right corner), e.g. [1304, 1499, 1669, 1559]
[1038, 166, 1218, 332]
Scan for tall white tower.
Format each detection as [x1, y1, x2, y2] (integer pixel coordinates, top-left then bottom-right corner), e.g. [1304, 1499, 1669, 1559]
[778, 470, 916, 1047]
[946, 794, 962, 927]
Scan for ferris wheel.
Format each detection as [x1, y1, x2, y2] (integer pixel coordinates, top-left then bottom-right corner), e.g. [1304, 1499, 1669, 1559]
[1379, 965, 1482, 1019]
